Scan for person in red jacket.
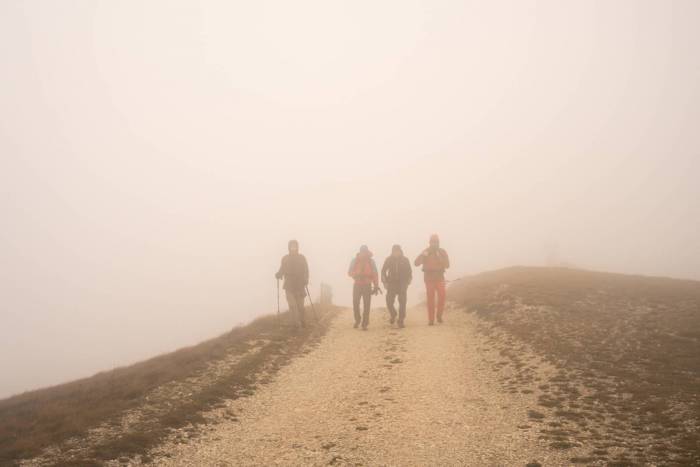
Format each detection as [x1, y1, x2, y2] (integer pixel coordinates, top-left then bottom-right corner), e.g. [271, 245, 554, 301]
[414, 234, 450, 325]
[348, 245, 379, 330]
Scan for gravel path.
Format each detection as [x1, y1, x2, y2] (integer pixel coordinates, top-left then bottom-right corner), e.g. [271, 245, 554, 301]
[152, 303, 571, 466]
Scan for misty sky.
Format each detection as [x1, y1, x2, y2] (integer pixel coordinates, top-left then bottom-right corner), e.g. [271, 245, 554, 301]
[2, 0, 699, 398]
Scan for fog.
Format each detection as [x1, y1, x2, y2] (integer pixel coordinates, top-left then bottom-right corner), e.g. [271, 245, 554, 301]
[2, 0, 699, 398]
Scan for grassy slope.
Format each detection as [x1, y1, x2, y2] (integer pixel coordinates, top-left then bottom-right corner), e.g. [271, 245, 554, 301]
[0, 306, 339, 465]
[449, 266, 700, 465]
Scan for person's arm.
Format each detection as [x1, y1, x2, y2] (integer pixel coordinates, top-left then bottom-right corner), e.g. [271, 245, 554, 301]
[414, 250, 426, 267]
[441, 249, 450, 269]
[381, 258, 389, 285]
[371, 259, 379, 288]
[275, 256, 286, 279]
[348, 258, 356, 278]
[405, 258, 413, 284]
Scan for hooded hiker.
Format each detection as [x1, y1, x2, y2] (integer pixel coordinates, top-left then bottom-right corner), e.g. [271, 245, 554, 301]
[381, 244, 412, 328]
[414, 234, 450, 325]
[348, 245, 379, 330]
[275, 239, 309, 328]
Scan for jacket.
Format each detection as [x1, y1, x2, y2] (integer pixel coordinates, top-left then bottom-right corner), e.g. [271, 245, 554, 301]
[381, 255, 412, 290]
[348, 252, 379, 287]
[414, 248, 450, 282]
[277, 253, 309, 294]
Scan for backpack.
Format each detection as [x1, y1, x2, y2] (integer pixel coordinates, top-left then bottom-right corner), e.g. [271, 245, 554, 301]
[352, 256, 373, 278]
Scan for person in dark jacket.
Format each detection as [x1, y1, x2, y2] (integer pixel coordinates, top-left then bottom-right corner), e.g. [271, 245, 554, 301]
[381, 244, 412, 328]
[414, 234, 450, 325]
[348, 245, 379, 330]
[275, 239, 309, 328]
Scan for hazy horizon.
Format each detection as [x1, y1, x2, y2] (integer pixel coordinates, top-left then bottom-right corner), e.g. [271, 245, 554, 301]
[2, 0, 699, 399]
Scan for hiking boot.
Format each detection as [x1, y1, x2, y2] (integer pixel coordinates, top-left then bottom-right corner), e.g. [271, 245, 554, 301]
[437, 316, 443, 324]
[362, 325, 368, 331]
[428, 321, 434, 326]
[353, 322, 359, 329]
[398, 322, 405, 328]
[389, 316, 396, 325]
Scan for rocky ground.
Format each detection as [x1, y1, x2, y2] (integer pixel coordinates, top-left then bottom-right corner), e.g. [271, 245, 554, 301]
[449, 267, 700, 466]
[15, 309, 337, 467]
[142, 304, 577, 466]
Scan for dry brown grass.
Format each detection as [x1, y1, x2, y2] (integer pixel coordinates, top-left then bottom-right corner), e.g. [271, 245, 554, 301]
[0, 306, 339, 465]
[449, 267, 700, 465]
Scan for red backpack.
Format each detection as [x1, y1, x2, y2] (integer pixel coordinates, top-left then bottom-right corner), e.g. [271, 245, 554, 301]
[352, 256, 373, 278]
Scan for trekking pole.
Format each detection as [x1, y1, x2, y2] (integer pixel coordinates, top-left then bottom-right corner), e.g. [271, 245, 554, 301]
[305, 285, 319, 323]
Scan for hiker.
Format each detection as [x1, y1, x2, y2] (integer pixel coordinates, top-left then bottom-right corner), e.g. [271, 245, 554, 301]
[275, 239, 309, 328]
[414, 234, 450, 325]
[348, 245, 380, 330]
[381, 244, 412, 328]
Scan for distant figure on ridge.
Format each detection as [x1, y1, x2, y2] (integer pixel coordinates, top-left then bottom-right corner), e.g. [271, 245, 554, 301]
[415, 234, 450, 325]
[381, 244, 412, 328]
[348, 245, 380, 330]
[275, 239, 309, 329]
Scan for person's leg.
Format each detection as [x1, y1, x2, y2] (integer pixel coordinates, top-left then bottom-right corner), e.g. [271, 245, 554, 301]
[285, 290, 299, 327]
[295, 292, 306, 327]
[425, 281, 436, 324]
[386, 288, 397, 324]
[397, 287, 407, 326]
[361, 284, 371, 329]
[436, 280, 446, 322]
[352, 283, 361, 327]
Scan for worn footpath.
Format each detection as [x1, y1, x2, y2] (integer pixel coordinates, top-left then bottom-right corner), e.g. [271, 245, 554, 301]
[150, 303, 573, 466]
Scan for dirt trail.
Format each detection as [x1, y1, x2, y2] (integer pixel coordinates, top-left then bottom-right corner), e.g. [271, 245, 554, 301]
[151, 304, 570, 466]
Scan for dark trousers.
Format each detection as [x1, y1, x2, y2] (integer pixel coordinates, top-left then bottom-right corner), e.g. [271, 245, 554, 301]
[386, 286, 407, 324]
[285, 290, 305, 327]
[353, 283, 372, 327]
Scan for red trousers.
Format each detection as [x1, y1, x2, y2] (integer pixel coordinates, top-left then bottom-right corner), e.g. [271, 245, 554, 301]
[425, 280, 446, 323]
